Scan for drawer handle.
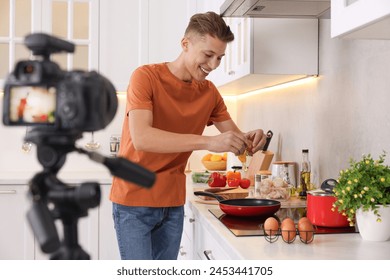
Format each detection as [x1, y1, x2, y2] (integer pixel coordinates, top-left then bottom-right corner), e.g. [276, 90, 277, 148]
[204, 250, 215, 260]
[189, 218, 195, 223]
[0, 190, 17, 194]
[228, 70, 235, 75]
[179, 246, 187, 256]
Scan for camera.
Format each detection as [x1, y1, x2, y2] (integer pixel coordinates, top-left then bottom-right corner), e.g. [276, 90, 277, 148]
[2, 33, 117, 132]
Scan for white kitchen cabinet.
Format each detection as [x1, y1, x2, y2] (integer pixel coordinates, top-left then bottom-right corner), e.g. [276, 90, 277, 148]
[147, 0, 193, 64]
[0, 184, 35, 260]
[98, 184, 120, 260]
[194, 216, 231, 260]
[98, 0, 193, 92]
[42, 0, 99, 71]
[216, 17, 318, 95]
[331, 0, 390, 39]
[98, 0, 143, 92]
[178, 203, 195, 260]
[0, 0, 39, 88]
[0, 0, 99, 88]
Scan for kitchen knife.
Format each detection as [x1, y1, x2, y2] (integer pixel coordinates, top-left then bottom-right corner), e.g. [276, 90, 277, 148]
[262, 130, 273, 151]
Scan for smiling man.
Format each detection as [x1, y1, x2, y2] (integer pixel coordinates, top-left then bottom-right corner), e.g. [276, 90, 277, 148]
[110, 11, 268, 260]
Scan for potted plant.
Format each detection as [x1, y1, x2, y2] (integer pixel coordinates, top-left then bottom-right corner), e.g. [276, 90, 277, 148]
[332, 152, 390, 241]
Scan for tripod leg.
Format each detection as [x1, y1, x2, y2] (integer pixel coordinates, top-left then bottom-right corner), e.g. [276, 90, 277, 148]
[50, 217, 90, 260]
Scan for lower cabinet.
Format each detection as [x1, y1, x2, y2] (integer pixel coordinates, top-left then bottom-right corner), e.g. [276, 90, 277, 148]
[194, 217, 231, 260]
[0, 184, 34, 260]
[0, 182, 115, 260]
[179, 203, 232, 260]
[178, 204, 195, 260]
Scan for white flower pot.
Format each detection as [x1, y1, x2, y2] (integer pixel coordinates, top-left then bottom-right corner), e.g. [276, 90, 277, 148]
[356, 205, 390, 241]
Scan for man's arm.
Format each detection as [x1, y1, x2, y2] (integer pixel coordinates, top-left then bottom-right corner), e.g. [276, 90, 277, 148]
[128, 109, 250, 155]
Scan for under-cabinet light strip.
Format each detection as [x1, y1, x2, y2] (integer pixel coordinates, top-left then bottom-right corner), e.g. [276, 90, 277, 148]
[224, 75, 319, 100]
[0, 76, 318, 99]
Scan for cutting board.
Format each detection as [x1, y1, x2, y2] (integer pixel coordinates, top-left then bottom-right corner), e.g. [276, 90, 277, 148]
[194, 187, 249, 201]
[247, 150, 274, 186]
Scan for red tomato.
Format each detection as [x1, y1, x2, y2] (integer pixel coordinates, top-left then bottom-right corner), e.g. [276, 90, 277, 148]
[239, 178, 251, 189]
[227, 178, 240, 187]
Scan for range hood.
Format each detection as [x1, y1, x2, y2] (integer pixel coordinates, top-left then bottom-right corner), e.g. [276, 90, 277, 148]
[220, 0, 330, 19]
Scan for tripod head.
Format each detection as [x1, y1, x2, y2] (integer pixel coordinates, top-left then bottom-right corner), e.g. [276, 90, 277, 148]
[25, 128, 156, 259]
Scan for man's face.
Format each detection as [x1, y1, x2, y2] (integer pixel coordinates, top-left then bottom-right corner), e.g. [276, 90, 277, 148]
[183, 33, 227, 82]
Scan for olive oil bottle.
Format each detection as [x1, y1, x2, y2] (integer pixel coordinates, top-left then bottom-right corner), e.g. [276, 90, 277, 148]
[299, 149, 311, 198]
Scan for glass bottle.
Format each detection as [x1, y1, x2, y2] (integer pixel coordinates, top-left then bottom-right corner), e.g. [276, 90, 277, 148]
[299, 149, 311, 198]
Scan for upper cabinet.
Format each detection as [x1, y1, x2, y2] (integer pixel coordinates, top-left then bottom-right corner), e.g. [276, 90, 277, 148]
[213, 18, 319, 96]
[98, 0, 143, 92]
[99, 0, 193, 92]
[0, 0, 36, 88]
[42, 0, 99, 71]
[331, 0, 390, 39]
[0, 0, 99, 88]
[147, 0, 193, 64]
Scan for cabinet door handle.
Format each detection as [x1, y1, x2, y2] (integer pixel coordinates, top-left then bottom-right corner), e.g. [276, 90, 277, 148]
[204, 250, 215, 260]
[0, 190, 17, 194]
[189, 218, 195, 223]
[179, 246, 187, 256]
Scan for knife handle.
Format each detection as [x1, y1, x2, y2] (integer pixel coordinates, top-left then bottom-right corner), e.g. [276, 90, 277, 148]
[262, 130, 273, 151]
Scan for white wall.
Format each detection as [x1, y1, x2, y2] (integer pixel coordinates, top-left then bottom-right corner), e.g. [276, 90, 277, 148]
[235, 19, 390, 186]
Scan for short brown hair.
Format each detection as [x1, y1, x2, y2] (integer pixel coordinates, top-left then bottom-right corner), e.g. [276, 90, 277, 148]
[184, 12, 234, 43]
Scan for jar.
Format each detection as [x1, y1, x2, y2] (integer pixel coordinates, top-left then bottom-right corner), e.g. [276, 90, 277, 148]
[109, 135, 121, 157]
[254, 170, 272, 198]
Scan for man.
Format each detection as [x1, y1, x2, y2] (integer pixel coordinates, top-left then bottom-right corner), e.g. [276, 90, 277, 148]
[110, 11, 267, 260]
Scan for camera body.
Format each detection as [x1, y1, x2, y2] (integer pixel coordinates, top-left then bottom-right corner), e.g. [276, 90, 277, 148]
[2, 33, 117, 132]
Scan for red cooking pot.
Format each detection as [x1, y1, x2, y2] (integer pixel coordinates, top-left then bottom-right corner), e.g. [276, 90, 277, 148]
[307, 179, 349, 227]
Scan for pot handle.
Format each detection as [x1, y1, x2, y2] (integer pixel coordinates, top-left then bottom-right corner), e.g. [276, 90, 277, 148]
[321, 178, 338, 193]
[194, 191, 224, 201]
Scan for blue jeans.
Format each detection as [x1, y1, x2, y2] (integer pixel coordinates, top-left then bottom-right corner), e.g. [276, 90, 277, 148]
[112, 203, 184, 260]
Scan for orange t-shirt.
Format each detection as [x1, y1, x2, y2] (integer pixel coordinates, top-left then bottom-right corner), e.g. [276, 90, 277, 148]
[109, 63, 231, 207]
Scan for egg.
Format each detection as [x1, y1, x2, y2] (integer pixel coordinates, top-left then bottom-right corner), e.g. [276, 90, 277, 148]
[298, 221, 314, 243]
[281, 222, 296, 243]
[281, 217, 294, 228]
[263, 217, 279, 236]
[298, 217, 310, 228]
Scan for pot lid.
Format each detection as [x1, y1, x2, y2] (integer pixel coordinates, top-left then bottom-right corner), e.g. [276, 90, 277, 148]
[308, 189, 334, 197]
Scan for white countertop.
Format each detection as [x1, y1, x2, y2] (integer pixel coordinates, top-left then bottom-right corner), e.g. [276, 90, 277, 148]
[187, 177, 390, 260]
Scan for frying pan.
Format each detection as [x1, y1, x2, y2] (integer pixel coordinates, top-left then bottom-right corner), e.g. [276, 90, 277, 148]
[194, 191, 281, 217]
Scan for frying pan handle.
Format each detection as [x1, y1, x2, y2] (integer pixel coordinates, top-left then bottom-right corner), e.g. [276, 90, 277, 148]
[262, 130, 273, 151]
[194, 191, 224, 201]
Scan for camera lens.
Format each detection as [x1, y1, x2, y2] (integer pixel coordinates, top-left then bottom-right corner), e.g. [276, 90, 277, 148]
[23, 64, 34, 74]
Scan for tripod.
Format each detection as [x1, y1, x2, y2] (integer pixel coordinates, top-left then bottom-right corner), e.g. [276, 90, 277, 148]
[26, 129, 155, 259]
